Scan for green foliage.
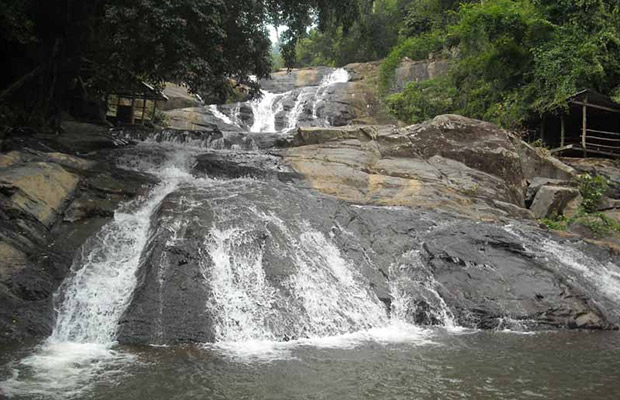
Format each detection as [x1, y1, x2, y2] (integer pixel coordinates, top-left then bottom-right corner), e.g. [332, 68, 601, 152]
[152, 109, 169, 127]
[576, 173, 609, 213]
[294, 0, 412, 68]
[295, 29, 339, 67]
[576, 213, 620, 237]
[381, 0, 620, 128]
[379, 32, 446, 93]
[385, 77, 455, 123]
[0, 0, 35, 45]
[541, 212, 620, 238]
[0, 0, 361, 127]
[540, 214, 571, 231]
[540, 174, 615, 238]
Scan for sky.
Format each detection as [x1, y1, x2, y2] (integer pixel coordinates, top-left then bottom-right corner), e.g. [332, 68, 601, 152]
[268, 25, 287, 45]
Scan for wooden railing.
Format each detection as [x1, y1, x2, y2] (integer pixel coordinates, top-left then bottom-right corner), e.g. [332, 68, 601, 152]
[585, 128, 620, 157]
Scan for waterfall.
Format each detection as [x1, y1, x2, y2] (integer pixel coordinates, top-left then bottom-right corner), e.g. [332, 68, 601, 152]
[286, 87, 316, 130]
[540, 238, 620, 304]
[0, 146, 199, 398]
[312, 68, 350, 120]
[244, 67, 350, 133]
[389, 250, 457, 328]
[250, 91, 285, 133]
[204, 226, 282, 342]
[208, 104, 236, 126]
[51, 179, 179, 343]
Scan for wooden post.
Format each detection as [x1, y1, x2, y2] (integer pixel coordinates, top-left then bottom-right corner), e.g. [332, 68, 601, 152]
[582, 100, 588, 157]
[560, 114, 565, 147]
[116, 95, 121, 117]
[151, 100, 158, 121]
[141, 95, 147, 125]
[130, 95, 136, 124]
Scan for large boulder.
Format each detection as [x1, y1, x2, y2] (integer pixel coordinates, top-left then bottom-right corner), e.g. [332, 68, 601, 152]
[530, 185, 581, 219]
[280, 115, 532, 221]
[422, 223, 613, 330]
[0, 162, 80, 228]
[511, 140, 576, 181]
[390, 59, 449, 93]
[116, 155, 617, 345]
[164, 107, 221, 131]
[161, 83, 202, 111]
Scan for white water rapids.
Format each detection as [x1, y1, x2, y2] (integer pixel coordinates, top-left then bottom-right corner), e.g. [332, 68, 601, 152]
[208, 68, 351, 133]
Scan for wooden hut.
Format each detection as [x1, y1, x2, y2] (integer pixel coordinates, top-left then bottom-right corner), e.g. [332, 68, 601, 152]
[542, 89, 620, 158]
[106, 81, 168, 125]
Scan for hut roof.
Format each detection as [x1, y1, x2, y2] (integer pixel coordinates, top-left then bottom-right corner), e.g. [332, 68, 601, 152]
[567, 89, 620, 113]
[108, 80, 168, 101]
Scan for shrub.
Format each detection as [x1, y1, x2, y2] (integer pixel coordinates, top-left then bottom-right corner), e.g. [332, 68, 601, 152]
[576, 173, 609, 213]
[379, 32, 446, 93]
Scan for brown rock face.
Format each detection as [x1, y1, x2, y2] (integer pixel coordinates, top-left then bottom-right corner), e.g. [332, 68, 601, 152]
[530, 185, 581, 219]
[281, 115, 535, 221]
[0, 138, 157, 343]
[0, 162, 80, 227]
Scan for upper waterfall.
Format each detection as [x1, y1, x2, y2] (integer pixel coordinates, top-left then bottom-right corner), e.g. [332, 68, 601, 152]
[208, 68, 351, 134]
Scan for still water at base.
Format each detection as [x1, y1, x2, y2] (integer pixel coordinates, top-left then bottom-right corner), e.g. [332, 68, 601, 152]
[2, 329, 620, 400]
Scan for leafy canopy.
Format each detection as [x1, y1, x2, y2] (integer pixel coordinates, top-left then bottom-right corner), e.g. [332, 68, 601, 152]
[0, 0, 359, 126]
[384, 0, 620, 128]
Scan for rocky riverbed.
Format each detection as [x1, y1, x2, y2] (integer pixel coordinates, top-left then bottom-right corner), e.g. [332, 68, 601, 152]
[1, 63, 620, 347]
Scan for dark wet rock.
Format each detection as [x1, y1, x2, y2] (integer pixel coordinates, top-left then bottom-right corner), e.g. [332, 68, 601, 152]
[259, 67, 333, 93]
[0, 145, 157, 343]
[117, 175, 617, 344]
[117, 195, 216, 344]
[421, 223, 614, 330]
[192, 151, 301, 182]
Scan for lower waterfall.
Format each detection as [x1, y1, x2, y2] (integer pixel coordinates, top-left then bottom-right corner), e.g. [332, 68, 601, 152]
[2, 68, 620, 400]
[0, 139, 439, 398]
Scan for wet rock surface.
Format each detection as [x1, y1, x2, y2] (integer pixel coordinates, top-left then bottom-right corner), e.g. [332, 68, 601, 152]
[0, 132, 157, 343]
[117, 166, 618, 344]
[3, 62, 620, 347]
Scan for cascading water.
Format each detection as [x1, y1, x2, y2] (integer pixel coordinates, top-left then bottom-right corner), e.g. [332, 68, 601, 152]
[389, 250, 457, 328]
[0, 145, 201, 398]
[0, 71, 423, 397]
[250, 91, 286, 133]
[241, 68, 350, 133]
[208, 105, 237, 127]
[312, 68, 350, 120]
[5, 65, 620, 399]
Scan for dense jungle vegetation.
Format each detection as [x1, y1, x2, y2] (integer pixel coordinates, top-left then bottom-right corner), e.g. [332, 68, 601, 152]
[0, 0, 360, 128]
[2, 0, 619, 130]
[294, 0, 620, 128]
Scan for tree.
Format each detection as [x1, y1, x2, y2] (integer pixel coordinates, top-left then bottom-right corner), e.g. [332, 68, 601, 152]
[383, 0, 620, 128]
[293, 0, 412, 67]
[0, 0, 360, 128]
